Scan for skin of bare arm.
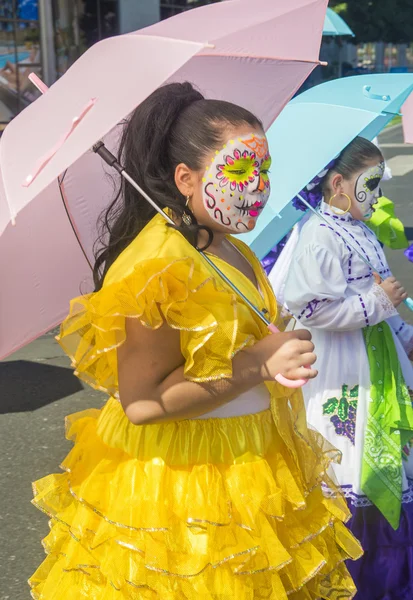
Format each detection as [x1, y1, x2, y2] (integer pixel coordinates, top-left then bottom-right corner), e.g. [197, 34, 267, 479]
[118, 318, 317, 425]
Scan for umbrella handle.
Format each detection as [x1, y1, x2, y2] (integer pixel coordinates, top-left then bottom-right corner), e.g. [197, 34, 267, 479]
[267, 323, 308, 389]
[405, 297, 413, 311]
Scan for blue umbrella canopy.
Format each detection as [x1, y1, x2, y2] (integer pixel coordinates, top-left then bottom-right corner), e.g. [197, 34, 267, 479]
[243, 73, 413, 260]
[323, 7, 354, 36]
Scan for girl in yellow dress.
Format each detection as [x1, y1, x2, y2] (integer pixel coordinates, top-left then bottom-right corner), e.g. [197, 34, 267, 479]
[29, 82, 362, 599]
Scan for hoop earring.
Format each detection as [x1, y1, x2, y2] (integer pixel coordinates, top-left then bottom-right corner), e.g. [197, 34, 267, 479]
[182, 195, 193, 226]
[329, 192, 352, 215]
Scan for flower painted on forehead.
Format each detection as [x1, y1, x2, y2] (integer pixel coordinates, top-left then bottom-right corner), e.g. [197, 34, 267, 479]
[215, 137, 271, 193]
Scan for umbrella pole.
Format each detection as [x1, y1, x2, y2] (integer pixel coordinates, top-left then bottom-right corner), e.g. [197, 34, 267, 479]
[93, 142, 307, 389]
[92, 142, 271, 325]
[297, 194, 413, 312]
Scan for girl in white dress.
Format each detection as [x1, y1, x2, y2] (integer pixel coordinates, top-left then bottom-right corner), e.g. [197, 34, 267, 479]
[282, 137, 413, 600]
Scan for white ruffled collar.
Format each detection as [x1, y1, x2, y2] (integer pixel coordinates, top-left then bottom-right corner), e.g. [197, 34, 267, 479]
[318, 200, 355, 224]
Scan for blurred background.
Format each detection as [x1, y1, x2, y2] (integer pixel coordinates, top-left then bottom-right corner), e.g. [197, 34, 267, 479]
[1, 0, 413, 131]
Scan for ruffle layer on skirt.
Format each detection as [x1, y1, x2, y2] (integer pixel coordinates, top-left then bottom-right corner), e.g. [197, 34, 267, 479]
[30, 399, 362, 599]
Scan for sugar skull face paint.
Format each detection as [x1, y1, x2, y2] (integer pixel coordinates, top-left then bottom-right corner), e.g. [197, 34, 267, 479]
[202, 134, 271, 232]
[355, 162, 384, 219]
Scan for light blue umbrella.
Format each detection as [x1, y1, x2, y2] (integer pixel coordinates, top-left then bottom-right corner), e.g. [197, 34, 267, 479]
[243, 73, 413, 259]
[323, 7, 354, 37]
[243, 73, 413, 310]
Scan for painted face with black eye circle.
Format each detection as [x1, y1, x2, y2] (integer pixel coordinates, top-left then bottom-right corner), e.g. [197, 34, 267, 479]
[354, 162, 385, 219]
[202, 134, 271, 232]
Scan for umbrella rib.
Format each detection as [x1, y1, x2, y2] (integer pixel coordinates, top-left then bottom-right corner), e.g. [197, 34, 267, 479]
[197, 52, 325, 66]
[288, 102, 401, 118]
[290, 101, 400, 113]
[58, 170, 94, 271]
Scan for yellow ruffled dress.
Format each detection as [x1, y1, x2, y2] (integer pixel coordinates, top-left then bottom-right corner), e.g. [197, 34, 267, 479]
[30, 215, 362, 599]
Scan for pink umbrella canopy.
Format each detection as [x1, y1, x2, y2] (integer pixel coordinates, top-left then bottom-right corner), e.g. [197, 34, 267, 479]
[0, 0, 328, 360]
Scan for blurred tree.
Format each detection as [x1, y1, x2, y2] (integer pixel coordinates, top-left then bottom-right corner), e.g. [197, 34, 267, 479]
[328, 0, 413, 42]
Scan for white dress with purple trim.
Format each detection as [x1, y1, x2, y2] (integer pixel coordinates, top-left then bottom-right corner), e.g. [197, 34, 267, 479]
[282, 202, 413, 600]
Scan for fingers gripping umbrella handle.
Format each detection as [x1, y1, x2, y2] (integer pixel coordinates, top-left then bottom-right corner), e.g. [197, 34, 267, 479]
[267, 323, 308, 389]
[373, 272, 413, 312]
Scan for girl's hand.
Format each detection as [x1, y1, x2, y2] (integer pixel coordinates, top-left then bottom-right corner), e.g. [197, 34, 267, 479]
[374, 273, 408, 308]
[252, 329, 318, 382]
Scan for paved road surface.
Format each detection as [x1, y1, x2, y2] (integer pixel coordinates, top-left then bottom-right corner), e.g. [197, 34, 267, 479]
[0, 126, 412, 599]
[379, 125, 413, 322]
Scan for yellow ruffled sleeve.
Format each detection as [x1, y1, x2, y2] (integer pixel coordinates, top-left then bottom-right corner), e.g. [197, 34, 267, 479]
[58, 216, 268, 396]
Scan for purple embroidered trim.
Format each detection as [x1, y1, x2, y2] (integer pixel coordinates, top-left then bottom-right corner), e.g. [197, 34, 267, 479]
[319, 224, 352, 252]
[361, 223, 386, 269]
[396, 322, 406, 336]
[319, 223, 353, 277]
[339, 224, 370, 262]
[297, 298, 328, 320]
[358, 294, 369, 326]
[323, 481, 413, 507]
[347, 268, 390, 283]
[319, 221, 390, 282]
[319, 211, 353, 223]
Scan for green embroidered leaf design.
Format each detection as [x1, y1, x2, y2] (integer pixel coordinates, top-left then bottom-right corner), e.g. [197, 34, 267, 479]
[323, 384, 359, 445]
[323, 398, 338, 415]
[338, 397, 349, 422]
[350, 385, 359, 398]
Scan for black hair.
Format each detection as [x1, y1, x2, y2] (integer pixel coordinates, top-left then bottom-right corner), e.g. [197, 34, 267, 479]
[291, 136, 384, 212]
[93, 82, 262, 290]
[323, 136, 383, 194]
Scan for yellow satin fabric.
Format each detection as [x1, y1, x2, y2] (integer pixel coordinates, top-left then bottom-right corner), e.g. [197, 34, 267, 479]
[31, 400, 362, 599]
[30, 215, 363, 599]
[58, 214, 283, 394]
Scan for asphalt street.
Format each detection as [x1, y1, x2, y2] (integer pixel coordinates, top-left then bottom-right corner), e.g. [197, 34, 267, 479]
[0, 125, 412, 600]
[379, 125, 413, 322]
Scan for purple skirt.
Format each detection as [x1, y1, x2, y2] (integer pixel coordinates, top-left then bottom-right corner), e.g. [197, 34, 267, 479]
[345, 485, 413, 600]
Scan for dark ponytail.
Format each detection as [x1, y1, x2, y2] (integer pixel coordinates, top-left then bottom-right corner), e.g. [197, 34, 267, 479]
[93, 82, 262, 290]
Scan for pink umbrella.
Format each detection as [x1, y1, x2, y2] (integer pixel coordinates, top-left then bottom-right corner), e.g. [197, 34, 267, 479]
[0, 0, 328, 360]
